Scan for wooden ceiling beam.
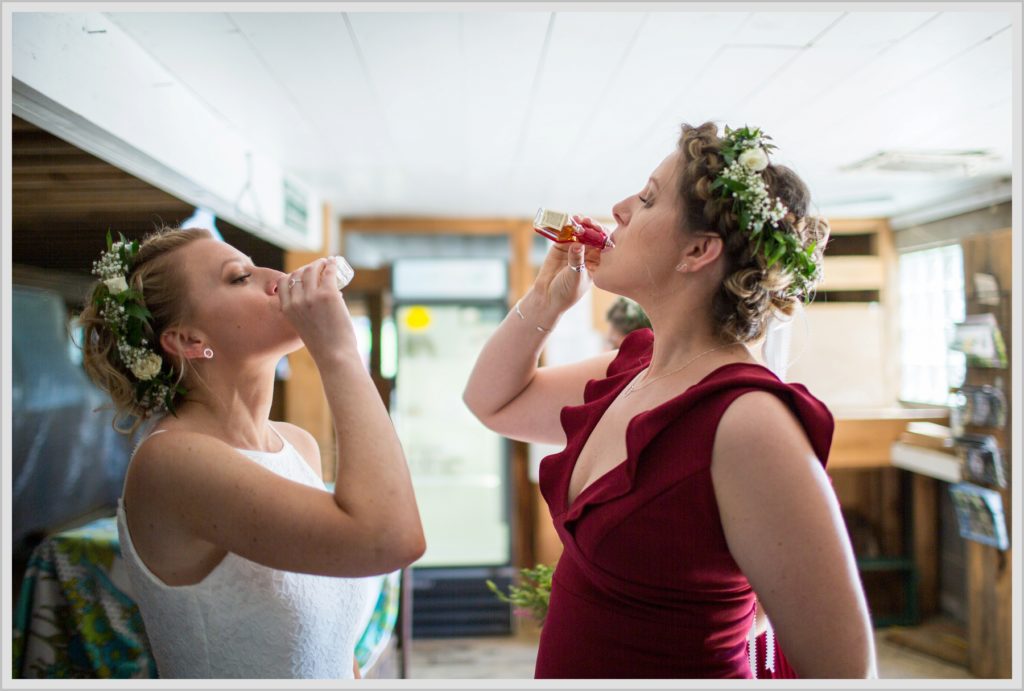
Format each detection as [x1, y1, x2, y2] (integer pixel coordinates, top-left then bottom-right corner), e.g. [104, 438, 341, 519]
[13, 176, 157, 190]
[14, 189, 184, 204]
[12, 161, 127, 174]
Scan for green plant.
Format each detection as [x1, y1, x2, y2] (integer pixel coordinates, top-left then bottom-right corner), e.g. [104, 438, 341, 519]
[486, 563, 554, 625]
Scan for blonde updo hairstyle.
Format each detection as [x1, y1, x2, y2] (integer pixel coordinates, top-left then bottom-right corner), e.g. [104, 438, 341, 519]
[79, 226, 213, 434]
[676, 122, 828, 343]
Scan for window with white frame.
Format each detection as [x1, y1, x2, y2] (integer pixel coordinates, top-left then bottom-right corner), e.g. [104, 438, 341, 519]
[898, 244, 966, 405]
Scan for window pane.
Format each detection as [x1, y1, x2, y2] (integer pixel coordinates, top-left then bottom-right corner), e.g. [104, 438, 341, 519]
[898, 244, 966, 405]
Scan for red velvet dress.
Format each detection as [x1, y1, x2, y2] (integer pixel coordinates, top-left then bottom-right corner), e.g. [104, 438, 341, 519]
[535, 329, 834, 679]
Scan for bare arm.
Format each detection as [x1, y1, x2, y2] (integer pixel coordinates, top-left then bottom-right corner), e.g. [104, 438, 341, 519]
[463, 295, 616, 444]
[284, 257, 425, 570]
[129, 258, 424, 578]
[129, 430, 420, 578]
[711, 392, 877, 678]
[464, 232, 615, 445]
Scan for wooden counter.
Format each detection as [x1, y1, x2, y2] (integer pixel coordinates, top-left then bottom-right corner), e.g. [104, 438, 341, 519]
[828, 407, 949, 469]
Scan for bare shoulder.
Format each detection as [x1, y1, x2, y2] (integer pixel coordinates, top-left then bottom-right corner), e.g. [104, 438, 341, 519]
[271, 421, 322, 480]
[123, 429, 237, 524]
[127, 429, 236, 488]
[711, 390, 819, 480]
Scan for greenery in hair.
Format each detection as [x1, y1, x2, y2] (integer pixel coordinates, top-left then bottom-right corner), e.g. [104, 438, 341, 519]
[711, 125, 820, 296]
[91, 229, 187, 414]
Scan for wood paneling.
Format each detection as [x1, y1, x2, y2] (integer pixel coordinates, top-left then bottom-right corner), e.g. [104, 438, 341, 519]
[912, 475, 940, 615]
[829, 415, 948, 470]
[11, 115, 283, 284]
[790, 217, 897, 408]
[959, 228, 1012, 679]
[590, 287, 619, 335]
[820, 256, 885, 291]
[509, 220, 536, 569]
[826, 217, 889, 236]
[283, 203, 336, 481]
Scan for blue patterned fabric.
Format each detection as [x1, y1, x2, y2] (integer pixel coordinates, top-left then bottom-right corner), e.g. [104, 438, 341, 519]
[13, 516, 400, 679]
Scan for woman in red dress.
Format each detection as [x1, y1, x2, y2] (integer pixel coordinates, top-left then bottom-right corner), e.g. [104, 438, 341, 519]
[464, 122, 876, 678]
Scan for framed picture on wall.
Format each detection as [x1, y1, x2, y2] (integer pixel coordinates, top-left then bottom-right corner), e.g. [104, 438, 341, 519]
[948, 483, 1009, 551]
[954, 434, 1007, 488]
[949, 313, 1008, 368]
[950, 384, 1007, 430]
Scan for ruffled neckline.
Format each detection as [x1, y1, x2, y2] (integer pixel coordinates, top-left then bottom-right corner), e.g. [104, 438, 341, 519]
[554, 361, 772, 522]
[539, 328, 833, 529]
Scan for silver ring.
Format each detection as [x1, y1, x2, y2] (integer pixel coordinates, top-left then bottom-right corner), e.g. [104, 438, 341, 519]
[569, 264, 585, 273]
[288, 278, 301, 287]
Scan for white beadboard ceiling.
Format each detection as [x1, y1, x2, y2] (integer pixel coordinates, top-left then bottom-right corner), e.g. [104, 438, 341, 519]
[103, 9, 1013, 220]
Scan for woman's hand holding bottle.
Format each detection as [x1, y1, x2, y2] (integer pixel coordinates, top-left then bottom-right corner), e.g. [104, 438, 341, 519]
[522, 215, 607, 324]
[277, 257, 359, 364]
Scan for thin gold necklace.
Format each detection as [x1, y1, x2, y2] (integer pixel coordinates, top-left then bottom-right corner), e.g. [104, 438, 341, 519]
[623, 343, 736, 398]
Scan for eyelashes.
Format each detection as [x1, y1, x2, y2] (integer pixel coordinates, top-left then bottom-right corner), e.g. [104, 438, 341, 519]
[231, 273, 252, 284]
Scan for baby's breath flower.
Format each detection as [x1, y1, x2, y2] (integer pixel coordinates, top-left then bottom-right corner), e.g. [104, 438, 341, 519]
[712, 125, 819, 298]
[92, 230, 187, 415]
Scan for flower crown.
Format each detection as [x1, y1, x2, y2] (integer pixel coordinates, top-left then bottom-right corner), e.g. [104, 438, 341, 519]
[710, 125, 820, 296]
[91, 230, 186, 414]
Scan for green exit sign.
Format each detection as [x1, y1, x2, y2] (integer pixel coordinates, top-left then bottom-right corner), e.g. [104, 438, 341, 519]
[283, 178, 308, 234]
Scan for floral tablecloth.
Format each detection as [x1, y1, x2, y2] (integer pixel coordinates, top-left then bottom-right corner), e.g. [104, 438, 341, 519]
[12, 516, 401, 679]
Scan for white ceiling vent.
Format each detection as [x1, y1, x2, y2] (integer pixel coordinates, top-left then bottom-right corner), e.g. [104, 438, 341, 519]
[841, 150, 999, 175]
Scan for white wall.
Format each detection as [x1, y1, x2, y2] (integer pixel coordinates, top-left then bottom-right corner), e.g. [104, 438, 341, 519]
[11, 12, 322, 250]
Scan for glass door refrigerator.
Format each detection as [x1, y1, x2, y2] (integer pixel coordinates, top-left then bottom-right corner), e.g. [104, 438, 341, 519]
[391, 258, 515, 637]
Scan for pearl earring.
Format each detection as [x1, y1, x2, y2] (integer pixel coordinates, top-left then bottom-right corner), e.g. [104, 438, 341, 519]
[203, 347, 214, 359]
[677, 263, 689, 272]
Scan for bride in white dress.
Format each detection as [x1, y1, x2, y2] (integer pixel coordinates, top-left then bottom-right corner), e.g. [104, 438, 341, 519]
[79, 227, 425, 678]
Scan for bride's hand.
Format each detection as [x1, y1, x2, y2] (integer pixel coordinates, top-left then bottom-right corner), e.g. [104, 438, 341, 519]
[277, 257, 358, 361]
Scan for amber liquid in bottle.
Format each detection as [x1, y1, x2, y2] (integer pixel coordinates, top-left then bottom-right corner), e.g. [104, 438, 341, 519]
[533, 208, 613, 250]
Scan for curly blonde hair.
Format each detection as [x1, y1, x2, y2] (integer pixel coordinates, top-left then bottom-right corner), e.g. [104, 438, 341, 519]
[676, 122, 828, 343]
[78, 226, 212, 434]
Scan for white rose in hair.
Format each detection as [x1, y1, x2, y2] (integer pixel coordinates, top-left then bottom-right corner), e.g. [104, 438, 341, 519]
[738, 147, 769, 172]
[131, 352, 163, 381]
[104, 276, 129, 294]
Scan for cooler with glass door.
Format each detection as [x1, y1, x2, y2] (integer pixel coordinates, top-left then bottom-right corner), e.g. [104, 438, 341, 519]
[391, 258, 515, 637]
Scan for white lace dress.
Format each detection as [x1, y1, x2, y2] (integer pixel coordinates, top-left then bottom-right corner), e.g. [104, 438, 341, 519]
[116, 429, 376, 679]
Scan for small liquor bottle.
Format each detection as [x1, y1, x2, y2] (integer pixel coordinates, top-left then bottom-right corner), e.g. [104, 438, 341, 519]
[533, 208, 614, 250]
[329, 256, 356, 290]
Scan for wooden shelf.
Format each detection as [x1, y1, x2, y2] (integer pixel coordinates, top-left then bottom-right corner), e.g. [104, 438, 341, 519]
[890, 441, 961, 483]
[820, 256, 885, 291]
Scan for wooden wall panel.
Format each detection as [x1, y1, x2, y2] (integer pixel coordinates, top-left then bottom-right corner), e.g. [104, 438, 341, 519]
[283, 204, 336, 481]
[510, 220, 537, 570]
[960, 228, 1012, 679]
[820, 256, 885, 291]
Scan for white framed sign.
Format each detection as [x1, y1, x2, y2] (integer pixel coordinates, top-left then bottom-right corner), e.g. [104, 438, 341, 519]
[393, 258, 507, 301]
